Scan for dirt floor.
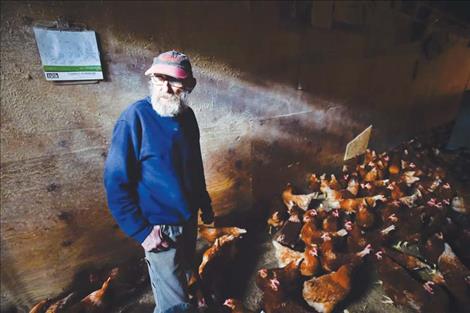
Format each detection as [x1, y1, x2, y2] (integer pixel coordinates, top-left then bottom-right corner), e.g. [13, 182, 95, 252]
[111, 234, 416, 313]
[111, 146, 470, 313]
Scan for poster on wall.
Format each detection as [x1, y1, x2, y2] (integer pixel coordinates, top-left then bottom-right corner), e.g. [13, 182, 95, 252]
[33, 27, 103, 81]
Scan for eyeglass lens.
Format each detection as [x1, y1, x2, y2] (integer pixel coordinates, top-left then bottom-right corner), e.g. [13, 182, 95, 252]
[153, 75, 183, 88]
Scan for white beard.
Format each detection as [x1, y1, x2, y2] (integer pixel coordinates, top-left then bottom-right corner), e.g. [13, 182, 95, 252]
[150, 83, 187, 117]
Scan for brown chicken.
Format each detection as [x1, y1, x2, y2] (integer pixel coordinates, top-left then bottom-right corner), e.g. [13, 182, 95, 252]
[199, 234, 240, 280]
[282, 183, 320, 211]
[300, 210, 323, 246]
[377, 151, 390, 167]
[339, 195, 386, 213]
[272, 240, 303, 267]
[187, 273, 207, 310]
[388, 153, 401, 176]
[328, 174, 342, 190]
[449, 227, 470, 266]
[80, 277, 112, 312]
[400, 171, 421, 187]
[29, 299, 53, 313]
[320, 235, 370, 272]
[417, 177, 442, 198]
[379, 201, 401, 225]
[223, 298, 255, 313]
[345, 178, 360, 197]
[319, 174, 330, 193]
[364, 149, 378, 165]
[300, 244, 320, 277]
[267, 211, 286, 234]
[256, 262, 303, 313]
[44, 292, 77, 313]
[375, 160, 388, 180]
[387, 181, 405, 200]
[382, 247, 445, 285]
[307, 173, 321, 192]
[323, 180, 358, 202]
[337, 172, 352, 190]
[375, 253, 449, 313]
[344, 220, 367, 252]
[67, 277, 112, 313]
[322, 209, 340, 232]
[401, 159, 420, 172]
[418, 199, 448, 236]
[302, 252, 367, 313]
[420, 232, 445, 265]
[368, 223, 397, 248]
[302, 208, 319, 223]
[435, 182, 454, 201]
[399, 188, 422, 208]
[339, 197, 365, 213]
[365, 194, 387, 207]
[437, 243, 470, 310]
[391, 203, 426, 244]
[198, 234, 244, 304]
[198, 225, 247, 244]
[95, 261, 147, 300]
[356, 164, 368, 181]
[364, 166, 379, 182]
[358, 179, 389, 197]
[315, 204, 331, 223]
[429, 166, 447, 180]
[263, 301, 314, 313]
[356, 204, 375, 229]
[308, 173, 321, 192]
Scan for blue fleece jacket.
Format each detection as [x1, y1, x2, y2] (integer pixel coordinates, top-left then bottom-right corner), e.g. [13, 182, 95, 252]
[103, 97, 211, 243]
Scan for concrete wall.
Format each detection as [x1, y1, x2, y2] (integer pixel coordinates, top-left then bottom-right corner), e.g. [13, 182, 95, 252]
[1, 1, 469, 309]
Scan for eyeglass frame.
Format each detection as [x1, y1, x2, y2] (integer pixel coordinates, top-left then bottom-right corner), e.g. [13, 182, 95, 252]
[150, 74, 187, 92]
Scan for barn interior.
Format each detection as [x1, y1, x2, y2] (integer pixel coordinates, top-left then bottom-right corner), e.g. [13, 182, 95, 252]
[1, 1, 470, 313]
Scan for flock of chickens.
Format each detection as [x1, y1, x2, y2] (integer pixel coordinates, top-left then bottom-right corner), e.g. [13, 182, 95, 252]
[226, 139, 469, 313]
[29, 137, 469, 313]
[28, 260, 149, 313]
[28, 224, 249, 313]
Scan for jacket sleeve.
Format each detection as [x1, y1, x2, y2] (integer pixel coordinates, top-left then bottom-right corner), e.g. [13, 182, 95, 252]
[194, 137, 212, 213]
[103, 120, 152, 243]
[189, 111, 212, 213]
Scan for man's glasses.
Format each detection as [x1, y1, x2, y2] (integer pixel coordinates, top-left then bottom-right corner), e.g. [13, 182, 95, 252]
[151, 74, 185, 90]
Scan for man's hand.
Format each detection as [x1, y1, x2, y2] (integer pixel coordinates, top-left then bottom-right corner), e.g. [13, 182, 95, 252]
[200, 208, 214, 225]
[141, 225, 170, 252]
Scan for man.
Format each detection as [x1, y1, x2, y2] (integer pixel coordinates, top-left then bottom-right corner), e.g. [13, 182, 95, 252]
[104, 50, 214, 313]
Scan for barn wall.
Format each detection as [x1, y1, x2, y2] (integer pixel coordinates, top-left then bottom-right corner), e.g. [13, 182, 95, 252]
[1, 1, 469, 309]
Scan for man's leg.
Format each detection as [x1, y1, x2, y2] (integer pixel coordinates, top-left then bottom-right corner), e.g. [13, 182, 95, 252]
[145, 247, 192, 312]
[179, 215, 198, 277]
[144, 218, 198, 313]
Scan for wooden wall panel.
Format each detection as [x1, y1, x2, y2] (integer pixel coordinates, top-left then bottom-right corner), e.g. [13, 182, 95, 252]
[200, 122, 252, 218]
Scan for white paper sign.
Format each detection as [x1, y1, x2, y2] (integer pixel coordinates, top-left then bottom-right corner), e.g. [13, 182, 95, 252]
[344, 125, 372, 161]
[33, 27, 103, 81]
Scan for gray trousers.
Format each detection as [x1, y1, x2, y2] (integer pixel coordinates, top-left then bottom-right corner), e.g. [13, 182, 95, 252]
[144, 216, 198, 313]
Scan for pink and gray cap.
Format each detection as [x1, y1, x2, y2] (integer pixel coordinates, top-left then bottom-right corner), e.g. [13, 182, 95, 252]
[145, 50, 196, 91]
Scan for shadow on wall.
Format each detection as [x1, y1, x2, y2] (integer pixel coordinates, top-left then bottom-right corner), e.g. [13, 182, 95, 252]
[210, 85, 467, 233]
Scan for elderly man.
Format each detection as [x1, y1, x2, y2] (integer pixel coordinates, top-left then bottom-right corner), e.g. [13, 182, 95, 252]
[104, 50, 213, 313]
